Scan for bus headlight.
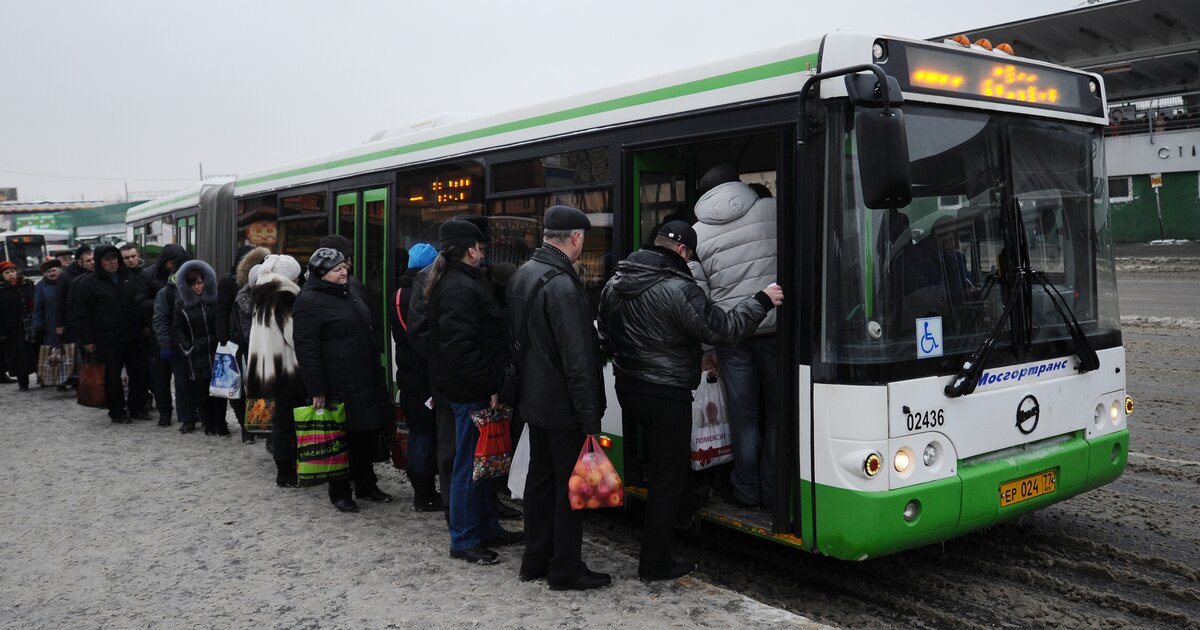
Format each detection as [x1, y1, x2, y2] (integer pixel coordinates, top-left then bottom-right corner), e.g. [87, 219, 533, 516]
[922, 443, 939, 467]
[1125, 396, 1134, 416]
[894, 447, 913, 474]
[1110, 400, 1120, 425]
[1094, 403, 1106, 429]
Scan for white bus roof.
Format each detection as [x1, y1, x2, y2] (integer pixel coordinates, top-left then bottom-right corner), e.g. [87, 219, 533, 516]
[234, 37, 824, 197]
[125, 177, 235, 224]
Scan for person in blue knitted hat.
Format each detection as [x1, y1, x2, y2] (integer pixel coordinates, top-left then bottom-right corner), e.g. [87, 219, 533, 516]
[389, 242, 443, 512]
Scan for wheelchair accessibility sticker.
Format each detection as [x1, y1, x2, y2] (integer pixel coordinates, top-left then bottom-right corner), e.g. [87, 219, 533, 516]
[916, 317, 943, 359]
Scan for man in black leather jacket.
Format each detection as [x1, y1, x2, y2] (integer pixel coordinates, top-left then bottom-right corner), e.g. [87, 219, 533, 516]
[506, 205, 610, 591]
[598, 220, 783, 582]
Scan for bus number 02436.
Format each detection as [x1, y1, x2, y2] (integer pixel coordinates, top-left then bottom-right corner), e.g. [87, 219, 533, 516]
[906, 408, 945, 432]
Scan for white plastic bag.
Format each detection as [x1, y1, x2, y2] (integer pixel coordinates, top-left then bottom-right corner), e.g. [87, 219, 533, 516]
[507, 424, 531, 499]
[691, 371, 733, 470]
[209, 341, 242, 399]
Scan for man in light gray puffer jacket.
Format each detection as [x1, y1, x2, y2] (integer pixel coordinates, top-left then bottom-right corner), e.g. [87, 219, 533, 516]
[690, 164, 779, 510]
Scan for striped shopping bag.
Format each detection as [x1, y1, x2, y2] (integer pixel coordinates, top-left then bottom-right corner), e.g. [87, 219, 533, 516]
[294, 403, 349, 486]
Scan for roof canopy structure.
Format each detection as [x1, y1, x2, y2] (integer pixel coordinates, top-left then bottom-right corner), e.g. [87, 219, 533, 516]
[941, 0, 1200, 102]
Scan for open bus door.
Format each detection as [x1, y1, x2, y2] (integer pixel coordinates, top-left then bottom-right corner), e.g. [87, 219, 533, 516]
[624, 140, 807, 545]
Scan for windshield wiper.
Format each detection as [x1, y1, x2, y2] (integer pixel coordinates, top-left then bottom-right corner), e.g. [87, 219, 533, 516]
[1028, 269, 1101, 373]
[944, 271, 1026, 398]
[944, 268, 1100, 398]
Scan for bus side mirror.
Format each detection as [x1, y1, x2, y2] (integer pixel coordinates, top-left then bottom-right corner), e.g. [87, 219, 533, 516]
[855, 108, 913, 209]
[846, 73, 912, 209]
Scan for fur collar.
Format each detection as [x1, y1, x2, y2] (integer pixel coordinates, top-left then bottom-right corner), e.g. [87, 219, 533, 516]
[175, 259, 218, 307]
[235, 246, 271, 288]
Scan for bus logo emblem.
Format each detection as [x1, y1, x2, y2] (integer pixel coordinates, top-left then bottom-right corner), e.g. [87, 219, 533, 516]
[1016, 395, 1040, 435]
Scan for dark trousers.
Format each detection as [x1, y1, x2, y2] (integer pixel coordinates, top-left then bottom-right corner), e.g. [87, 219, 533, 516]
[520, 424, 588, 585]
[617, 389, 692, 574]
[173, 369, 225, 431]
[97, 342, 147, 418]
[328, 430, 381, 502]
[401, 393, 437, 477]
[147, 351, 173, 418]
[435, 399, 456, 507]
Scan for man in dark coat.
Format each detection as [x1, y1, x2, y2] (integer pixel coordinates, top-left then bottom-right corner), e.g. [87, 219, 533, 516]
[409, 220, 521, 565]
[54, 245, 92, 388]
[73, 245, 149, 422]
[597, 221, 782, 581]
[54, 245, 92, 359]
[506, 206, 610, 591]
[136, 243, 189, 425]
[294, 247, 393, 513]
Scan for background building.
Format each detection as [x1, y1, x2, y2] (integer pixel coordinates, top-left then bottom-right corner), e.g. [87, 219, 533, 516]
[946, 0, 1200, 241]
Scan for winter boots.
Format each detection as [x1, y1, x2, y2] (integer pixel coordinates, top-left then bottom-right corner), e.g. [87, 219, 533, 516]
[410, 473, 444, 512]
[275, 459, 299, 488]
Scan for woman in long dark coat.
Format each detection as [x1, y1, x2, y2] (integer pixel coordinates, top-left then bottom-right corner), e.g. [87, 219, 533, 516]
[293, 247, 392, 513]
[0, 261, 37, 390]
[170, 259, 228, 436]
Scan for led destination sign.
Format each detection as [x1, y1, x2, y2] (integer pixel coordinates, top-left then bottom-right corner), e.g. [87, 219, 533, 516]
[890, 43, 1100, 116]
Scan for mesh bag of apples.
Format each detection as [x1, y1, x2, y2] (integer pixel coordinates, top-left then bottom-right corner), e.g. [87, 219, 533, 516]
[569, 435, 624, 510]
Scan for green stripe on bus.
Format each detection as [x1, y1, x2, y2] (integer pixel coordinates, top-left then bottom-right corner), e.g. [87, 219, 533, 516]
[237, 53, 819, 189]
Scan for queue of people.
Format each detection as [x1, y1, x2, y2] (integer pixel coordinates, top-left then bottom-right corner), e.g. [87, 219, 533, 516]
[2, 169, 780, 593]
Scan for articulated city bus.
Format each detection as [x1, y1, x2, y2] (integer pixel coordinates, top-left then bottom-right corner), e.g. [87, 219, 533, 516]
[131, 31, 1129, 560]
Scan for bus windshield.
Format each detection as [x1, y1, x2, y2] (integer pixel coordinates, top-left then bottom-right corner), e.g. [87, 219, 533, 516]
[822, 104, 1121, 380]
[5, 235, 47, 276]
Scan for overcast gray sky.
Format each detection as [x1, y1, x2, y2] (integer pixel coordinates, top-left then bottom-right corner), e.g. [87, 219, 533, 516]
[1, 0, 1086, 202]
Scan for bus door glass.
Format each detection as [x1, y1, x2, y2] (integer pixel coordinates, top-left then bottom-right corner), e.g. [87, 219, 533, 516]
[335, 188, 391, 375]
[632, 154, 692, 250]
[362, 188, 390, 374]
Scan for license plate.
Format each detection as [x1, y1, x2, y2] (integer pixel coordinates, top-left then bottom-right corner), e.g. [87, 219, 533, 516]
[999, 469, 1057, 507]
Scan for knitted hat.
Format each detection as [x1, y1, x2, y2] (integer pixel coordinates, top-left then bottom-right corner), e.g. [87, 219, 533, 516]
[40, 258, 62, 272]
[259, 254, 302, 283]
[439, 219, 485, 250]
[407, 243, 437, 269]
[247, 264, 264, 287]
[307, 247, 346, 278]
[0, 261, 15, 273]
[454, 215, 492, 243]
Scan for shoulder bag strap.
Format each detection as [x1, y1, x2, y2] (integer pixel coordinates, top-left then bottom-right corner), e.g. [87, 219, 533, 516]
[513, 269, 562, 364]
[394, 287, 407, 332]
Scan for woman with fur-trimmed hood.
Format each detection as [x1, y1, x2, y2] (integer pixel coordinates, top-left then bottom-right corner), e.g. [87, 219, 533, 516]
[245, 254, 306, 488]
[227, 246, 271, 443]
[170, 258, 227, 436]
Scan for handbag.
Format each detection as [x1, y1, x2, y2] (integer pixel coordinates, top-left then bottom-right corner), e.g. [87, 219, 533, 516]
[294, 402, 349, 486]
[37, 345, 68, 387]
[498, 268, 561, 407]
[390, 404, 409, 470]
[506, 424, 531, 500]
[208, 342, 242, 399]
[569, 435, 623, 510]
[690, 371, 733, 471]
[244, 398, 276, 433]
[76, 356, 106, 408]
[470, 405, 514, 481]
